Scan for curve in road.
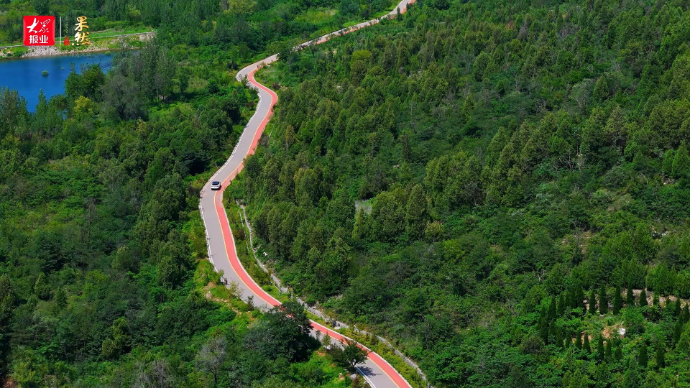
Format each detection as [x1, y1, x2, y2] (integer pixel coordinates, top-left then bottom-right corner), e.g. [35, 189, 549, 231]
[200, 2, 415, 387]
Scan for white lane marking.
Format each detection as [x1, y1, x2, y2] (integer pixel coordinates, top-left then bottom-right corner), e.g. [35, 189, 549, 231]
[356, 365, 377, 387]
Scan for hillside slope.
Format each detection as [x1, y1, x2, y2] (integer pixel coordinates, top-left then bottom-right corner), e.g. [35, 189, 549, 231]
[234, 1, 690, 387]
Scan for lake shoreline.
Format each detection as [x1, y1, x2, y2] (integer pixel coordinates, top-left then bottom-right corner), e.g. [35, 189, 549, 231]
[15, 46, 115, 59]
[0, 52, 113, 111]
[0, 31, 153, 60]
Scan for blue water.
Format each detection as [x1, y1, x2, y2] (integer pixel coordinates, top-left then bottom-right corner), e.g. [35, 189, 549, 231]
[0, 53, 113, 111]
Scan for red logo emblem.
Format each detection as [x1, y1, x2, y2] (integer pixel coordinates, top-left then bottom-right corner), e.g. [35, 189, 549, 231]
[23, 16, 55, 46]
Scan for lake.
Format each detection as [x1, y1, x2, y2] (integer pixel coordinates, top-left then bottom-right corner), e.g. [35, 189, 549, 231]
[0, 53, 113, 112]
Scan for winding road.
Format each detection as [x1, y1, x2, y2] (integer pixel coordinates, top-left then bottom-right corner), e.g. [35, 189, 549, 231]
[199, 1, 415, 387]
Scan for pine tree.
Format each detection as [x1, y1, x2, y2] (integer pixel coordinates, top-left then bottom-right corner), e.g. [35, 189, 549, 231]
[0, 274, 11, 299]
[655, 343, 665, 369]
[555, 326, 563, 348]
[568, 370, 586, 388]
[583, 334, 591, 353]
[615, 345, 623, 361]
[0, 274, 15, 324]
[639, 342, 648, 368]
[611, 286, 621, 315]
[672, 142, 690, 179]
[577, 286, 586, 311]
[572, 284, 585, 311]
[575, 333, 583, 349]
[673, 319, 683, 346]
[597, 336, 605, 361]
[539, 315, 549, 345]
[671, 298, 682, 317]
[681, 237, 690, 265]
[606, 340, 613, 360]
[558, 293, 566, 316]
[652, 292, 660, 307]
[626, 287, 635, 306]
[663, 149, 676, 178]
[405, 184, 428, 239]
[623, 361, 640, 388]
[640, 289, 648, 307]
[461, 94, 475, 124]
[683, 304, 690, 324]
[633, 225, 657, 263]
[562, 372, 571, 388]
[593, 76, 609, 102]
[548, 298, 557, 323]
[55, 288, 67, 312]
[563, 290, 572, 310]
[595, 362, 609, 388]
[589, 289, 597, 315]
[34, 273, 50, 300]
[600, 285, 609, 315]
[284, 125, 295, 150]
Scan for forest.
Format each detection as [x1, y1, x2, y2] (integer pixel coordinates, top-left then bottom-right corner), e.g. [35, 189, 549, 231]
[0, 0, 390, 387]
[4, 0, 690, 386]
[231, 0, 690, 387]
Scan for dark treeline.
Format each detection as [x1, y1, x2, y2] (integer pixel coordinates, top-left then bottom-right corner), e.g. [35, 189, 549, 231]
[236, 0, 690, 387]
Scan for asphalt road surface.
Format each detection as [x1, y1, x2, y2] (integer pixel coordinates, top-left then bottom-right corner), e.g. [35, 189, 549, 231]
[199, 1, 416, 387]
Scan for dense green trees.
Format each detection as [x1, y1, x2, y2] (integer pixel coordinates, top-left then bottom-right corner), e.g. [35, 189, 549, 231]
[6, 0, 690, 385]
[99, 42, 177, 119]
[0, 0, 381, 384]
[330, 339, 368, 371]
[613, 285, 622, 314]
[229, 0, 690, 387]
[599, 285, 608, 315]
[246, 301, 316, 362]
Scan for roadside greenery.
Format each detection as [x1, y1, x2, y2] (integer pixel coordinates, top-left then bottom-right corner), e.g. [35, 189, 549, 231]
[0, 0, 398, 386]
[237, 0, 690, 387]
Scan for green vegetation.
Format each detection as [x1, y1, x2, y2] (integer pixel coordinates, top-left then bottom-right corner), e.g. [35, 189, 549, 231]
[9, 0, 690, 386]
[234, 0, 690, 387]
[0, 0, 396, 57]
[331, 339, 368, 371]
[336, 327, 424, 387]
[0, 0, 404, 386]
[225, 200, 274, 290]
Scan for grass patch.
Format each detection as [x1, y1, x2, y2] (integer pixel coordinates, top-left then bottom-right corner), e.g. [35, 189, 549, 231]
[0, 27, 153, 47]
[262, 284, 291, 303]
[1, 46, 28, 58]
[224, 199, 271, 287]
[88, 27, 153, 39]
[294, 8, 337, 24]
[292, 351, 352, 388]
[210, 283, 234, 300]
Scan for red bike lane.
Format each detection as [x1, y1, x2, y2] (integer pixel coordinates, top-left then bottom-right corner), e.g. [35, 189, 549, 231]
[206, 2, 418, 386]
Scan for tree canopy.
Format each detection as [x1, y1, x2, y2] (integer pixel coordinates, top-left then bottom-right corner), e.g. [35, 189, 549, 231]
[232, 0, 690, 387]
